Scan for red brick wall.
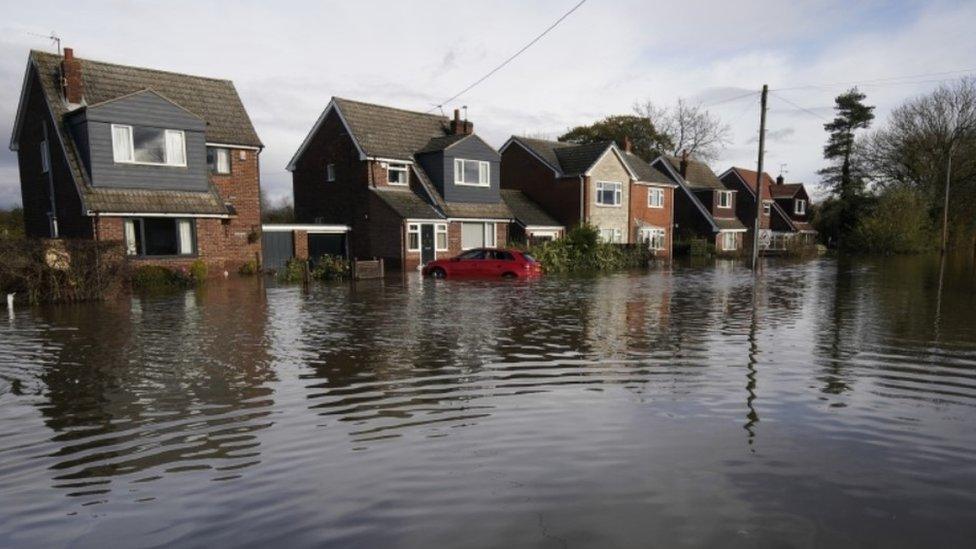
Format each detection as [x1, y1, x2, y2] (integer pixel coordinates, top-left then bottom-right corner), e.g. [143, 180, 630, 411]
[294, 230, 308, 260]
[501, 143, 581, 229]
[17, 68, 92, 239]
[209, 147, 262, 270]
[630, 183, 674, 259]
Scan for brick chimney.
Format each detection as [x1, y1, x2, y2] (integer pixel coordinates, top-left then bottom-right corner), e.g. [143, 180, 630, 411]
[623, 136, 633, 153]
[450, 108, 474, 135]
[61, 48, 84, 104]
[776, 174, 784, 185]
[679, 150, 690, 177]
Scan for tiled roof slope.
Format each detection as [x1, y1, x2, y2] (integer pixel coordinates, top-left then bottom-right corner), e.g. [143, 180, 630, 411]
[726, 167, 774, 199]
[500, 190, 562, 227]
[663, 155, 725, 190]
[770, 183, 805, 199]
[622, 151, 675, 185]
[508, 137, 615, 177]
[334, 97, 450, 160]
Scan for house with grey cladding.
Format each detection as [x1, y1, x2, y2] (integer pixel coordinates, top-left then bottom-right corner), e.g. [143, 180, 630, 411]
[9, 48, 264, 273]
[288, 98, 514, 270]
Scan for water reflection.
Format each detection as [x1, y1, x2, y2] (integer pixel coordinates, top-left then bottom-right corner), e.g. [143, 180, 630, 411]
[1, 256, 976, 547]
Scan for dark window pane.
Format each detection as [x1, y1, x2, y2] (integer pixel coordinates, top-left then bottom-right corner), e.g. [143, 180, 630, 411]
[143, 218, 179, 256]
[132, 126, 166, 163]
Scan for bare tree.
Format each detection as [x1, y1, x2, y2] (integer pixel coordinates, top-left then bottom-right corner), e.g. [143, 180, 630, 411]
[634, 98, 732, 162]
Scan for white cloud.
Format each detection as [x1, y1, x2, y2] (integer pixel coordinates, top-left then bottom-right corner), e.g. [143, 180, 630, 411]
[0, 0, 974, 207]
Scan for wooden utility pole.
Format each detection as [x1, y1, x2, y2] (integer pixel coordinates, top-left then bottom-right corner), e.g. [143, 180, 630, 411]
[940, 142, 953, 256]
[751, 84, 768, 271]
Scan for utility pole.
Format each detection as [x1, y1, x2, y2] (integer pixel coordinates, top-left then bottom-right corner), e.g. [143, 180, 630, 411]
[940, 141, 953, 256]
[751, 84, 768, 271]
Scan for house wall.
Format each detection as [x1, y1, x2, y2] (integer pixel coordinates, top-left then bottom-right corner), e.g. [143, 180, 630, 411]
[714, 231, 745, 256]
[774, 187, 812, 225]
[500, 143, 581, 229]
[630, 183, 674, 258]
[426, 136, 501, 203]
[587, 151, 631, 242]
[16, 68, 92, 239]
[721, 173, 770, 232]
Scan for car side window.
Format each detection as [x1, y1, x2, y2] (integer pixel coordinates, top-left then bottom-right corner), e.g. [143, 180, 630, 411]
[495, 251, 514, 261]
[459, 249, 486, 260]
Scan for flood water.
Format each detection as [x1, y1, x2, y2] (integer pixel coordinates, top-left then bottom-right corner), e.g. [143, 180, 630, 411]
[2, 256, 976, 548]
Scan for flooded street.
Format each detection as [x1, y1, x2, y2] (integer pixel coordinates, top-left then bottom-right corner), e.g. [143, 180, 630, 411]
[2, 256, 976, 548]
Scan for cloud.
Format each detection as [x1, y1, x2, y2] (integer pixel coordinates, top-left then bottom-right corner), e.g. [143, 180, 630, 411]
[0, 0, 974, 207]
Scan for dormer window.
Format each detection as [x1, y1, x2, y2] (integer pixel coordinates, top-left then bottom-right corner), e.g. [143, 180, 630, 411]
[386, 162, 409, 185]
[794, 199, 806, 215]
[717, 191, 733, 208]
[112, 124, 186, 167]
[454, 159, 489, 187]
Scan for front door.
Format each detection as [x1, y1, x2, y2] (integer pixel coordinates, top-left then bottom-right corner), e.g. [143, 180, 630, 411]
[420, 224, 435, 265]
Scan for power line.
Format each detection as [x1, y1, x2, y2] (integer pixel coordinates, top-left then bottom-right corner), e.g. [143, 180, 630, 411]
[701, 90, 760, 109]
[770, 91, 831, 122]
[428, 0, 588, 113]
[771, 68, 976, 92]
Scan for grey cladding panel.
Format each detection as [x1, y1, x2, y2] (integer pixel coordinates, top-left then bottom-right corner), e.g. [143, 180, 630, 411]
[84, 91, 206, 131]
[441, 136, 501, 204]
[86, 121, 209, 191]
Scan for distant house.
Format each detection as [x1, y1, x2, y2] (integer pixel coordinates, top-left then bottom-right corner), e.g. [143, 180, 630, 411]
[499, 189, 564, 243]
[653, 153, 747, 254]
[499, 136, 676, 257]
[719, 167, 800, 251]
[287, 98, 512, 270]
[769, 176, 818, 244]
[9, 48, 264, 273]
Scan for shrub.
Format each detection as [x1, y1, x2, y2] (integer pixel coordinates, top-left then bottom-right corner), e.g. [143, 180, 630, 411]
[238, 260, 259, 276]
[189, 258, 208, 281]
[131, 265, 192, 290]
[0, 238, 127, 304]
[277, 258, 307, 284]
[849, 187, 935, 254]
[310, 255, 349, 280]
[526, 224, 651, 273]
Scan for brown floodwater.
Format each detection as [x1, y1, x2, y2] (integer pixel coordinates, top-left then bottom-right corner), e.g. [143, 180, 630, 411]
[1, 255, 976, 548]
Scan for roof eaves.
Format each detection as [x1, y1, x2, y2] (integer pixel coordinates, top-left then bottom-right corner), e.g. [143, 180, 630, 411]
[653, 156, 720, 232]
[583, 143, 637, 179]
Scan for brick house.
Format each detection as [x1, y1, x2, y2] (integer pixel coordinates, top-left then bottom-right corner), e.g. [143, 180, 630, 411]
[288, 98, 512, 271]
[769, 176, 818, 244]
[499, 136, 676, 257]
[719, 167, 802, 252]
[499, 189, 564, 244]
[651, 153, 747, 255]
[9, 49, 263, 274]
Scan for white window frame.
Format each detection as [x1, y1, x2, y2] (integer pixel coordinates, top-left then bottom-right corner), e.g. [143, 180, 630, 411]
[722, 232, 737, 251]
[460, 222, 496, 250]
[794, 199, 806, 215]
[717, 190, 733, 209]
[596, 181, 622, 207]
[454, 159, 490, 187]
[39, 139, 50, 173]
[407, 223, 420, 251]
[762, 201, 771, 215]
[386, 162, 409, 186]
[639, 227, 667, 250]
[207, 147, 231, 175]
[326, 163, 336, 182]
[647, 188, 664, 208]
[599, 227, 622, 243]
[111, 124, 187, 167]
[435, 223, 448, 251]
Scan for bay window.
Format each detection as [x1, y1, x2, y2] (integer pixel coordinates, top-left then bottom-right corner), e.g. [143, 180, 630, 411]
[461, 222, 495, 249]
[648, 188, 664, 208]
[596, 181, 622, 206]
[387, 162, 409, 185]
[454, 158, 490, 187]
[207, 147, 231, 174]
[123, 218, 196, 257]
[112, 124, 186, 166]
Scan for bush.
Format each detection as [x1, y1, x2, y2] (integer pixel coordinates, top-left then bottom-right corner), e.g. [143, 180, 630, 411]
[131, 265, 192, 290]
[849, 187, 935, 254]
[238, 260, 259, 276]
[310, 255, 349, 280]
[277, 258, 307, 284]
[189, 258, 208, 282]
[526, 224, 651, 273]
[0, 238, 127, 304]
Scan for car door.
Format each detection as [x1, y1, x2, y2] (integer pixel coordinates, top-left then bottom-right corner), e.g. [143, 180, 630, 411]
[453, 249, 485, 276]
[491, 250, 516, 276]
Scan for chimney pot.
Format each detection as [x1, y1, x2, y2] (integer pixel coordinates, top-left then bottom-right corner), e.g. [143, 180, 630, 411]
[64, 48, 74, 60]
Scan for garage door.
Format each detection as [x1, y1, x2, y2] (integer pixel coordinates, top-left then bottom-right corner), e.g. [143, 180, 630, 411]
[308, 234, 346, 265]
[262, 231, 294, 270]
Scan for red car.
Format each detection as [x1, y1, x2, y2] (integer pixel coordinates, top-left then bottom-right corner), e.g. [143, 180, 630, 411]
[422, 248, 542, 279]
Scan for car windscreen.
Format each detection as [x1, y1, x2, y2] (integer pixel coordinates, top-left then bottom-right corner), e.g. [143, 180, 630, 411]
[522, 253, 538, 263]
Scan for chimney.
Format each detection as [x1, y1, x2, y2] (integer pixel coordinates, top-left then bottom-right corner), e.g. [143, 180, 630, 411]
[450, 108, 474, 135]
[61, 48, 84, 104]
[776, 174, 784, 185]
[679, 150, 689, 177]
[623, 136, 633, 153]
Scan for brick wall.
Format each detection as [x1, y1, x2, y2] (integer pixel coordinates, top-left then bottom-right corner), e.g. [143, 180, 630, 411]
[630, 183, 674, 258]
[209, 147, 262, 270]
[501, 143, 581, 229]
[294, 230, 308, 260]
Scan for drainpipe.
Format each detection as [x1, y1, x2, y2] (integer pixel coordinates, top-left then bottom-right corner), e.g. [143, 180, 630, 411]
[41, 122, 59, 238]
[579, 175, 585, 225]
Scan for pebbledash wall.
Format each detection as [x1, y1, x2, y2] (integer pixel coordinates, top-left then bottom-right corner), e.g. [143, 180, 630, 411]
[94, 148, 263, 274]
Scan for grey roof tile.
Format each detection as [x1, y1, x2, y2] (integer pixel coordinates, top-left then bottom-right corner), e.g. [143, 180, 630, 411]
[335, 97, 450, 160]
[371, 187, 442, 219]
[662, 155, 725, 190]
[500, 190, 562, 227]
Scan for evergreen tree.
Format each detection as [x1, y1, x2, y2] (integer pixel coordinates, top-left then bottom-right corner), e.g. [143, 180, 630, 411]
[817, 88, 874, 246]
[558, 115, 672, 162]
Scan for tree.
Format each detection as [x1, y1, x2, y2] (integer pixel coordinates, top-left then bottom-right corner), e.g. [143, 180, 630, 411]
[818, 88, 875, 246]
[0, 208, 24, 239]
[558, 115, 672, 161]
[634, 98, 732, 163]
[260, 192, 295, 224]
[862, 78, 976, 250]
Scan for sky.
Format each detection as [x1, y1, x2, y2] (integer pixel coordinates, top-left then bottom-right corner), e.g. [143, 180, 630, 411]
[1, 0, 974, 208]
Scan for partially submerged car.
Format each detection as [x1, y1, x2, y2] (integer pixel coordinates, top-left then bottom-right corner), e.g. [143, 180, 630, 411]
[421, 248, 542, 279]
